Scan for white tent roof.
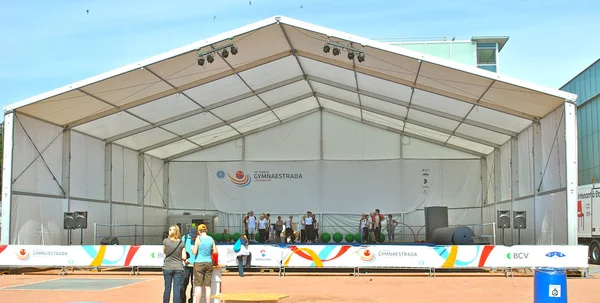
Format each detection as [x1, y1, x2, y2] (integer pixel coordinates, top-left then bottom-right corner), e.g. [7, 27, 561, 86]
[5, 16, 577, 160]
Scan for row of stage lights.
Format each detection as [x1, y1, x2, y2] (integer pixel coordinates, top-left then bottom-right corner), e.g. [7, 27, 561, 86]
[323, 41, 366, 62]
[197, 44, 239, 66]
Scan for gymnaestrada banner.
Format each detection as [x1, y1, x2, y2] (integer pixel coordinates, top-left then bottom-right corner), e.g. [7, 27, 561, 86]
[0, 244, 588, 269]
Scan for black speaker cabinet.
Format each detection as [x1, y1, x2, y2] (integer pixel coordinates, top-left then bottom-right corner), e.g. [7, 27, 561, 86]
[497, 210, 510, 229]
[514, 211, 526, 229]
[74, 211, 88, 229]
[424, 206, 449, 241]
[99, 236, 119, 245]
[63, 212, 75, 230]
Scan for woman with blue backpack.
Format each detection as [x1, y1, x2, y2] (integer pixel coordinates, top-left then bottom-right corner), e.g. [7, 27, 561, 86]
[233, 235, 250, 277]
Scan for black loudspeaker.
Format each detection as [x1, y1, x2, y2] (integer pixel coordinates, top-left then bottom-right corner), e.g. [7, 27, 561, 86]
[100, 236, 119, 245]
[74, 211, 88, 229]
[514, 211, 526, 229]
[63, 212, 75, 230]
[497, 210, 510, 229]
[424, 206, 449, 241]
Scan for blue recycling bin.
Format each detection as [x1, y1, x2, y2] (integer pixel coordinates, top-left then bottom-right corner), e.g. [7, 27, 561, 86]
[534, 268, 567, 303]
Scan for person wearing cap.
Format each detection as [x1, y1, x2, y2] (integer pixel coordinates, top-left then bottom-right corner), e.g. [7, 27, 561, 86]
[180, 227, 198, 303]
[192, 224, 217, 303]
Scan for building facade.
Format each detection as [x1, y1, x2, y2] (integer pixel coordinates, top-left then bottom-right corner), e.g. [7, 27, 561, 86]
[387, 36, 509, 73]
[561, 59, 600, 185]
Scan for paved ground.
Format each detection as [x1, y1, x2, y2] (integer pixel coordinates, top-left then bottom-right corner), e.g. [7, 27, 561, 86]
[0, 268, 598, 303]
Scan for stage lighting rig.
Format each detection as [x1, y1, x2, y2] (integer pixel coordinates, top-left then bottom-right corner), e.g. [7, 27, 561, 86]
[322, 41, 366, 63]
[196, 43, 238, 65]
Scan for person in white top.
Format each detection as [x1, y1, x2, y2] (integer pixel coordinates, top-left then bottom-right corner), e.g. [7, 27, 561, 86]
[285, 216, 294, 243]
[305, 211, 315, 244]
[246, 211, 257, 242]
[258, 214, 269, 243]
[359, 214, 368, 243]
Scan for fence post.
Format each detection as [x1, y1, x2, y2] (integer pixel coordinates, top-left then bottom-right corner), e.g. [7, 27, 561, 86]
[94, 223, 97, 245]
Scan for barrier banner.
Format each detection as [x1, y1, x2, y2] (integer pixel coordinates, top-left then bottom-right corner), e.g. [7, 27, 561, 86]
[0, 244, 588, 269]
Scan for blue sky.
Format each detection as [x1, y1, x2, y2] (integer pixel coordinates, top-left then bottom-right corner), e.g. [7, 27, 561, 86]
[1, 0, 599, 113]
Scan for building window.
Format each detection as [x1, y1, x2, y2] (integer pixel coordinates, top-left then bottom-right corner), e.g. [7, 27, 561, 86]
[477, 42, 497, 72]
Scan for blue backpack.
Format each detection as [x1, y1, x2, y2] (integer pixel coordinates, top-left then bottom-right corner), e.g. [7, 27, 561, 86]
[233, 238, 242, 253]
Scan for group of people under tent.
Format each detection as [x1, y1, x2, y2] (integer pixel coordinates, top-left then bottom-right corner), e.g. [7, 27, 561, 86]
[242, 208, 401, 244]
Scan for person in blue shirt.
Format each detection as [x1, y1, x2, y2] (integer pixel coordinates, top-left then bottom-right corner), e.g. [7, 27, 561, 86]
[192, 224, 217, 303]
[180, 227, 198, 303]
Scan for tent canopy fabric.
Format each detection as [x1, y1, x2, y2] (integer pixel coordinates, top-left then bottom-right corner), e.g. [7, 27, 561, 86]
[4, 16, 577, 160]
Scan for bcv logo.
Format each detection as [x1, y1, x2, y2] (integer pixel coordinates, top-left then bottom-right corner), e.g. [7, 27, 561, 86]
[545, 251, 566, 258]
[506, 253, 528, 259]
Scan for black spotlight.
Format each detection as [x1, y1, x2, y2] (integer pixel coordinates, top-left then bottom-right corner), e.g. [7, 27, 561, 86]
[197, 56, 205, 66]
[231, 45, 238, 55]
[332, 47, 340, 56]
[357, 52, 365, 63]
[348, 52, 355, 60]
[207, 54, 214, 63]
[222, 48, 229, 58]
[323, 44, 330, 54]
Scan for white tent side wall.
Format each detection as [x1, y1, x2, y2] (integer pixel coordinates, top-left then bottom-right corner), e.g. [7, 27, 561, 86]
[2, 113, 167, 245]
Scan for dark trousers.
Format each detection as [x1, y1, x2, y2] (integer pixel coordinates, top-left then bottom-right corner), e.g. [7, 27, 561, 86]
[374, 227, 382, 243]
[259, 229, 268, 243]
[362, 227, 369, 243]
[275, 229, 283, 242]
[301, 230, 306, 242]
[305, 225, 315, 242]
[285, 228, 294, 242]
[180, 266, 193, 303]
[163, 269, 183, 303]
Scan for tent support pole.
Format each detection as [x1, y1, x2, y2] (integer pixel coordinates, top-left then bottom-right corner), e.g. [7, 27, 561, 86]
[564, 102, 578, 245]
[138, 153, 145, 245]
[105, 143, 113, 237]
[493, 148, 501, 243]
[320, 109, 324, 160]
[480, 158, 487, 237]
[531, 122, 542, 244]
[510, 137, 519, 245]
[61, 128, 71, 244]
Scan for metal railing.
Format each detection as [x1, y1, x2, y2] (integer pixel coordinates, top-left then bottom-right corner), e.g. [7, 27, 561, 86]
[93, 223, 167, 245]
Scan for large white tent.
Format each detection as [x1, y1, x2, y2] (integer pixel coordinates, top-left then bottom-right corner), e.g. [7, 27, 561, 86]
[1, 16, 578, 247]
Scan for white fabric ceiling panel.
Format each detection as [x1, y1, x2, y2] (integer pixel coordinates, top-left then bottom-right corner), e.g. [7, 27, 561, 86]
[360, 95, 408, 117]
[244, 112, 321, 161]
[74, 112, 148, 139]
[467, 105, 532, 133]
[298, 56, 356, 87]
[174, 140, 243, 162]
[146, 51, 231, 88]
[272, 97, 319, 119]
[17, 90, 112, 126]
[417, 62, 493, 102]
[81, 68, 172, 107]
[411, 89, 473, 118]
[145, 140, 197, 159]
[360, 46, 420, 83]
[321, 98, 361, 119]
[455, 123, 511, 145]
[483, 82, 563, 118]
[447, 136, 494, 155]
[309, 81, 360, 104]
[356, 72, 413, 102]
[238, 56, 302, 90]
[230, 112, 279, 134]
[407, 109, 460, 131]
[210, 96, 266, 121]
[183, 75, 250, 107]
[114, 128, 177, 150]
[188, 125, 238, 146]
[127, 92, 200, 123]
[402, 137, 479, 159]
[322, 111, 401, 160]
[161, 112, 222, 135]
[258, 80, 312, 106]
[403, 123, 450, 143]
[362, 110, 404, 130]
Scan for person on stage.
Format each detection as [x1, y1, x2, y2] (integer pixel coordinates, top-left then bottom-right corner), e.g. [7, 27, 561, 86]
[275, 216, 284, 242]
[285, 216, 295, 243]
[386, 214, 399, 243]
[359, 214, 369, 243]
[246, 211, 257, 243]
[374, 209, 385, 243]
[258, 214, 269, 243]
[305, 211, 315, 244]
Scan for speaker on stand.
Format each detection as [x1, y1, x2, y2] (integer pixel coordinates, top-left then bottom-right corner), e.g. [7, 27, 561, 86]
[74, 211, 88, 245]
[514, 211, 526, 245]
[497, 210, 510, 245]
[64, 212, 75, 245]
